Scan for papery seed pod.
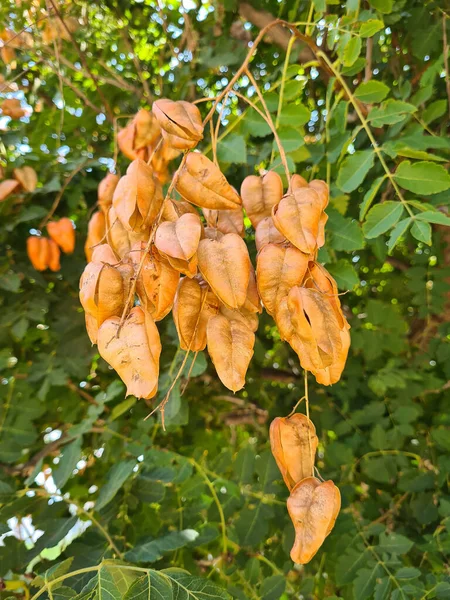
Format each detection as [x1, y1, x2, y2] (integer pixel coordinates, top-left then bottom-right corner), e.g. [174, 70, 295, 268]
[197, 233, 251, 309]
[176, 152, 241, 210]
[203, 227, 224, 241]
[172, 277, 220, 351]
[133, 109, 161, 150]
[98, 172, 120, 213]
[155, 213, 202, 262]
[202, 207, 244, 237]
[1, 99, 25, 119]
[255, 216, 286, 252]
[27, 236, 49, 271]
[272, 188, 324, 255]
[309, 180, 329, 210]
[98, 306, 161, 399]
[314, 327, 351, 386]
[243, 265, 261, 314]
[79, 261, 125, 327]
[85, 211, 106, 262]
[13, 166, 38, 192]
[304, 262, 348, 330]
[113, 159, 163, 232]
[91, 243, 118, 265]
[270, 414, 318, 490]
[85, 312, 98, 345]
[256, 244, 309, 316]
[241, 171, 283, 227]
[219, 305, 259, 333]
[289, 174, 308, 193]
[207, 313, 255, 392]
[130, 242, 179, 321]
[287, 477, 341, 564]
[287, 178, 329, 248]
[162, 253, 198, 278]
[153, 99, 203, 150]
[47, 217, 75, 254]
[287, 287, 342, 371]
[47, 239, 61, 272]
[162, 198, 199, 222]
[0, 179, 19, 202]
[106, 206, 130, 259]
[1, 45, 15, 65]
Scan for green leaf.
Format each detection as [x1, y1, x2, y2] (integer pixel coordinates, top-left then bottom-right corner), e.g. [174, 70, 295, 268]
[261, 575, 286, 600]
[125, 530, 199, 563]
[96, 460, 136, 511]
[411, 220, 431, 244]
[328, 210, 366, 251]
[422, 99, 447, 124]
[359, 176, 387, 220]
[162, 568, 230, 600]
[327, 260, 359, 289]
[272, 127, 304, 153]
[0, 273, 21, 293]
[217, 134, 246, 164]
[355, 81, 390, 103]
[368, 0, 393, 13]
[342, 36, 362, 67]
[337, 150, 375, 193]
[360, 19, 384, 38]
[312, 0, 326, 12]
[241, 109, 271, 137]
[394, 161, 450, 194]
[363, 202, 404, 238]
[97, 566, 122, 600]
[368, 100, 417, 126]
[395, 567, 421, 579]
[124, 571, 173, 600]
[110, 397, 136, 421]
[414, 210, 450, 225]
[387, 217, 411, 252]
[278, 103, 310, 127]
[53, 437, 82, 489]
[378, 531, 414, 554]
[354, 565, 383, 600]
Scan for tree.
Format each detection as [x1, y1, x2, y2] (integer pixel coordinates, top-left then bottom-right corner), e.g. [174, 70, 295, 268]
[1, 0, 450, 598]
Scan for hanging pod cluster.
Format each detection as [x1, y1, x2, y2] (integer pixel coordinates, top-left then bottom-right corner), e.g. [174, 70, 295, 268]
[270, 413, 340, 564]
[81, 100, 259, 398]
[27, 217, 75, 272]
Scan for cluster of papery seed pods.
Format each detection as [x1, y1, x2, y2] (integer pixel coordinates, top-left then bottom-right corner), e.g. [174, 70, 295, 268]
[81, 97, 351, 400]
[27, 217, 75, 272]
[270, 414, 340, 564]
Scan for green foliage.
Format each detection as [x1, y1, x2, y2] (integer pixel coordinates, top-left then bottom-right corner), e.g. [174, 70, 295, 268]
[1, 0, 450, 599]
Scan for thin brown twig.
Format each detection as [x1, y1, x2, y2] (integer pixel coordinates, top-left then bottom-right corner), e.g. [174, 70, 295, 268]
[119, 27, 152, 101]
[364, 37, 373, 82]
[1, 11, 54, 48]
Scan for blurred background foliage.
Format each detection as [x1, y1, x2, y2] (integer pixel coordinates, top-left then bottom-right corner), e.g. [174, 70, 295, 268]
[1, 0, 450, 598]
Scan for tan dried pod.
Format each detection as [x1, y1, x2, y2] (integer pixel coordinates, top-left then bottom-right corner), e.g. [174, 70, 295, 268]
[85, 312, 98, 345]
[154, 213, 202, 262]
[13, 166, 37, 192]
[1, 45, 15, 65]
[243, 265, 261, 314]
[85, 211, 106, 262]
[91, 243, 118, 265]
[47, 217, 75, 254]
[256, 244, 309, 316]
[162, 198, 198, 222]
[287, 477, 341, 565]
[113, 159, 163, 232]
[172, 277, 220, 351]
[272, 188, 323, 255]
[133, 109, 161, 150]
[197, 233, 251, 309]
[289, 174, 308, 193]
[130, 243, 179, 320]
[27, 237, 49, 271]
[117, 122, 138, 161]
[1, 99, 25, 119]
[203, 227, 224, 241]
[0, 179, 19, 202]
[315, 327, 351, 386]
[304, 262, 349, 330]
[309, 180, 329, 210]
[47, 239, 61, 272]
[164, 253, 198, 279]
[206, 313, 255, 392]
[98, 306, 161, 399]
[203, 207, 244, 237]
[176, 152, 241, 210]
[255, 216, 286, 252]
[241, 171, 283, 228]
[270, 414, 318, 490]
[287, 287, 342, 371]
[106, 206, 131, 259]
[219, 305, 259, 333]
[79, 262, 125, 327]
[153, 99, 203, 149]
[98, 172, 120, 213]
